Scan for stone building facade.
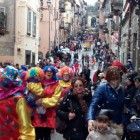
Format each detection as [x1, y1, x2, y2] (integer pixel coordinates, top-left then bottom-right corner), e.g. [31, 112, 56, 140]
[0, 0, 40, 66]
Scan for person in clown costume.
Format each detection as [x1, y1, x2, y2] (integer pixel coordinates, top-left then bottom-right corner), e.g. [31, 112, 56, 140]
[0, 66, 35, 140]
[24, 67, 45, 120]
[58, 66, 74, 99]
[32, 65, 62, 140]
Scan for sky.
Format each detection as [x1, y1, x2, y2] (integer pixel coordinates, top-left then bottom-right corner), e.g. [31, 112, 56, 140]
[84, 0, 98, 5]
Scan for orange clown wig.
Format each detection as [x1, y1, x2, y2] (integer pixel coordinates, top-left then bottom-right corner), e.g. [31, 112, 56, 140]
[59, 66, 74, 78]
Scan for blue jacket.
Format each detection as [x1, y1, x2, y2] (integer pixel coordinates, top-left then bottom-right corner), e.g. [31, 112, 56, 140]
[87, 83, 125, 124]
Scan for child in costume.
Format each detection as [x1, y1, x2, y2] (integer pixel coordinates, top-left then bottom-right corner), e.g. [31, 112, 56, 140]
[0, 66, 35, 139]
[86, 109, 123, 140]
[24, 67, 45, 120]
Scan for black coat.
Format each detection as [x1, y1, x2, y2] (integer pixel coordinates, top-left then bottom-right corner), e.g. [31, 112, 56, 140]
[125, 84, 137, 108]
[131, 88, 140, 117]
[56, 90, 89, 140]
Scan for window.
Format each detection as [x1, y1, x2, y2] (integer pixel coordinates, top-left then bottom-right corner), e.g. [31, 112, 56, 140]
[27, 9, 32, 35]
[0, 7, 5, 27]
[32, 13, 37, 36]
[0, 7, 5, 13]
[0, 6, 6, 35]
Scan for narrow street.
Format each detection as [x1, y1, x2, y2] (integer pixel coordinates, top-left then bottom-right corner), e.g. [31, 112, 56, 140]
[1, 0, 140, 139]
[51, 45, 98, 140]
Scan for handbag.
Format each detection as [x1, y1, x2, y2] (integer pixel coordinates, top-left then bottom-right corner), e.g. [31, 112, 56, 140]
[56, 99, 73, 134]
[126, 119, 140, 140]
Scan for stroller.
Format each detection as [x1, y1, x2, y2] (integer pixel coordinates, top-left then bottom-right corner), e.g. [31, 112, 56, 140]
[126, 118, 140, 140]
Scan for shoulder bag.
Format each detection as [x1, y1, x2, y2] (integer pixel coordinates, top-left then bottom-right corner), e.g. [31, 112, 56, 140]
[56, 99, 73, 134]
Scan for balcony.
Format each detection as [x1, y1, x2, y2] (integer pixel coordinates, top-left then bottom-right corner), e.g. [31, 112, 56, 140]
[0, 12, 6, 35]
[113, 0, 123, 7]
[111, 21, 119, 31]
[104, 13, 113, 18]
[103, 28, 109, 34]
[112, 0, 123, 12]
[74, 5, 79, 15]
[79, 21, 84, 26]
[59, 21, 64, 29]
[59, 1, 65, 13]
[64, 23, 71, 32]
[99, 23, 107, 29]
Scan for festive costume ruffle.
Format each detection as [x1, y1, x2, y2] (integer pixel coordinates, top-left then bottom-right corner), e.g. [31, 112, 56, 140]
[0, 94, 35, 140]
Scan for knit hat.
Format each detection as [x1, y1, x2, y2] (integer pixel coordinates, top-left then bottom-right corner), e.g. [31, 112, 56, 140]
[127, 72, 138, 83]
[21, 65, 28, 71]
[134, 75, 140, 84]
[96, 109, 114, 120]
[112, 60, 123, 70]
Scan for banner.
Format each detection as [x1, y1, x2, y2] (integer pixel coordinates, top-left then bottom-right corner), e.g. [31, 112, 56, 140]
[83, 41, 91, 48]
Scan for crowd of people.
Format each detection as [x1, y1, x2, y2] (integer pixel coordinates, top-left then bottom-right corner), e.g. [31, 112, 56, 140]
[0, 34, 140, 140]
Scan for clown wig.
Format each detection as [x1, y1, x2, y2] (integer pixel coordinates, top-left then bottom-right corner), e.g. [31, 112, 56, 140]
[26, 67, 45, 80]
[59, 66, 74, 78]
[43, 65, 58, 80]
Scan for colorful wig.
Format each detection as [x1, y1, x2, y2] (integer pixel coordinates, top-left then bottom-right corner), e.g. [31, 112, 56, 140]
[43, 66, 58, 80]
[59, 66, 74, 78]
[26, 67, 45, 80]
[20, 71, 27, 81]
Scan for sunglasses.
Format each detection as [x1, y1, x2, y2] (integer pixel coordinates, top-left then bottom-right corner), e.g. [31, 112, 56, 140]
[46, 70, 53, 73]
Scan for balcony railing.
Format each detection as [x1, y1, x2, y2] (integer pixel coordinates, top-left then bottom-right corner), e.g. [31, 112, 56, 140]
[59, 1, 65, 13]
[113, 0, 123, 6]
[104, 13, 113, 18]
[64, 23, 71, 32]
[74, 7, 79, 15]
[59, 21, 64, 29]
[0, 12, 6, 35]
[103, 28, 109, 34]
[99, 23, 107, 29]
[112, 0, 123, 11]
[111, 22, 119, 31]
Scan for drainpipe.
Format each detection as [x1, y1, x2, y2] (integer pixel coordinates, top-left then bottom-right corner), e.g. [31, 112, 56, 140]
[118, 12, 122, 61]
[136, 4, 140, 71]
[127, 2, 132, 62]
[54, 0, 56, 49]
[14, 0, 16, 43]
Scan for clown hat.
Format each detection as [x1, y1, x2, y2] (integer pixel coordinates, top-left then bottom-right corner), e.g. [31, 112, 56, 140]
[3, 66, 18, 81]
